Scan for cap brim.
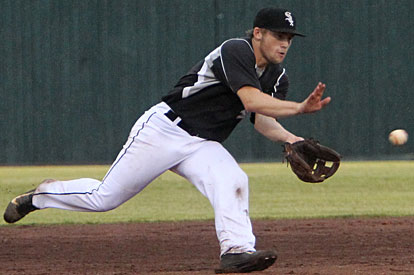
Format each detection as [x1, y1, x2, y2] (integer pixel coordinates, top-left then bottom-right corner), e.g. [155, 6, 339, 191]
[268, 28, 306, 37]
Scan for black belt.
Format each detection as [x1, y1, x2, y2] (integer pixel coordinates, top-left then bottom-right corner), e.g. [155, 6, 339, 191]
[165, 110, 198, 137]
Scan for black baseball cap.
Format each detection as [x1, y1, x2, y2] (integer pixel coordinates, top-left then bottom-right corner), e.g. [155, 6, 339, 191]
[253, 7, 305, 37]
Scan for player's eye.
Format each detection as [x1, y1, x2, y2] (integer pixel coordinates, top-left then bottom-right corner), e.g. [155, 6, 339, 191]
[270, 31, 292, 42]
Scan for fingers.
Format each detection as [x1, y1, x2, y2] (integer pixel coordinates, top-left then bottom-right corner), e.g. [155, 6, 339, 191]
[301, 82, 330, 113]
[320, 96, 331, 107]
[313, 82, 326, 98]
[307, 83, 325, 103]
[316, 83, 330, 108]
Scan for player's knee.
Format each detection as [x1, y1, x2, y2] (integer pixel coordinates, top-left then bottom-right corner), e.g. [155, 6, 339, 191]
[94, 203, 117, 212]
[232, 170, 249, 196]
[234, 169, 248, 186]
[92, 194, 124, 212]
[94, 202, 122, 212]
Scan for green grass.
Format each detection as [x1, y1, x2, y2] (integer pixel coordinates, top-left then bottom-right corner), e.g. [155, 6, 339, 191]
[0, 161, 413, 226]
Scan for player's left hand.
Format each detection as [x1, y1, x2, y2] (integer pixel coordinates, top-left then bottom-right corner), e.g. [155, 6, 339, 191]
[283, 138, 341, 183]
[299, 82, 331, 113]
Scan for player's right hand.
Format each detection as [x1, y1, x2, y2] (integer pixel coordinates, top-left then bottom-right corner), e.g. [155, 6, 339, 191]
[299, 82, 331, 113]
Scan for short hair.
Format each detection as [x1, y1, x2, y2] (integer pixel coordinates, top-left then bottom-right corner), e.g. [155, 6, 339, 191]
[245, 29, 254, 38]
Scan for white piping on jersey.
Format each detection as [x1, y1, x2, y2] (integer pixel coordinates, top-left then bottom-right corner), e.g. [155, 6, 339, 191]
[182, 38, 254, 98]
[272, 68, 286, 96]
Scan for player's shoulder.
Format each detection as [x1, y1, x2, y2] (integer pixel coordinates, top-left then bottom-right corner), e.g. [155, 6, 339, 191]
[220, 38, 254, 54]
[221, 37, 252, 47]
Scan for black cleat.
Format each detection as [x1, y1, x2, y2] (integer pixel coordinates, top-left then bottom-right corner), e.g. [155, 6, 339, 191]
[215, 250, 277, 273]
[4, 189, 38, 223]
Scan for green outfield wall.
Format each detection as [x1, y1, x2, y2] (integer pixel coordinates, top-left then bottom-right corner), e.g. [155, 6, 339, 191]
[1, 0, 413, 164]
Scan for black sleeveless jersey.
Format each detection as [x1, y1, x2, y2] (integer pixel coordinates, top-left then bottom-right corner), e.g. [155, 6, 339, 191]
[162, 37, 289, 143]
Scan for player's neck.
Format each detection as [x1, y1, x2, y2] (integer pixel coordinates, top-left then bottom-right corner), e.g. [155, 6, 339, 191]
[252, 39, 268, 69]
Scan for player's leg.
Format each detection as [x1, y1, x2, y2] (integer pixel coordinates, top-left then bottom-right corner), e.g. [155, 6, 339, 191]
[4, 102, 194, 222]
[172, 141, 277, 272]
[30, 109, 171, 212]
[171, 140, 255, 255]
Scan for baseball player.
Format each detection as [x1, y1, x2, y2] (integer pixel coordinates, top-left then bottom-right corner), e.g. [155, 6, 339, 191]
[4, 7, 330, 273]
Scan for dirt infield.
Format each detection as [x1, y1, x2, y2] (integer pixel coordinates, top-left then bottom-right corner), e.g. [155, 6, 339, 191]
[1, 217, 413, 274]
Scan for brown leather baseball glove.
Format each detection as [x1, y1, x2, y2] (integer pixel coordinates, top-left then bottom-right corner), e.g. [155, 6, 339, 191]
[283, 139, 341, 183]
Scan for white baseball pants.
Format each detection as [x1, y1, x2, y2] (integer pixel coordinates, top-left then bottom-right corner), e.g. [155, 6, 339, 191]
[33, 102, 256, 255]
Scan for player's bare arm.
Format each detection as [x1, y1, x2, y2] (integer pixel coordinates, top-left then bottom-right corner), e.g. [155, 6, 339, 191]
[237, 86, 300, 117]
[254, 113, 303, 143]
[237, 82, 330, 118]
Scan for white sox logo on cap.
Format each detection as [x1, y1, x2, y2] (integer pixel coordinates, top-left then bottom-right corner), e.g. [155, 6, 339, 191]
[285, 12, 294, 26]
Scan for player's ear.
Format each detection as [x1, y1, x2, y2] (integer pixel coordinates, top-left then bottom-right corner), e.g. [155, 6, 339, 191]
[252, 27, 264, 40]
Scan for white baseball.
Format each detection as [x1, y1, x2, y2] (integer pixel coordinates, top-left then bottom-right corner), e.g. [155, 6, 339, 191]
[388, 129, 408, 146]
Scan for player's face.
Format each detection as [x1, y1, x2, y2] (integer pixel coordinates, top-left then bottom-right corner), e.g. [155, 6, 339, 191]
[259, 30, 293, 64]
